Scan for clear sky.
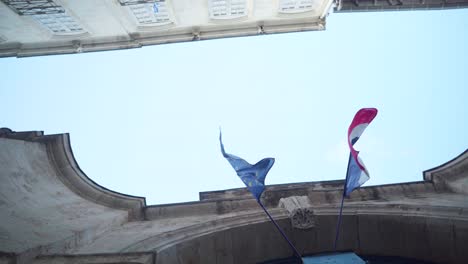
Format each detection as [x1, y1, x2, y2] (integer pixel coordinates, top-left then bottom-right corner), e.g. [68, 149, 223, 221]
[1, 9, 467, 205]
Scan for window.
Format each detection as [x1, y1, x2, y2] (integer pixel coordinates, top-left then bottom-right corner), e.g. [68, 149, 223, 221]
[119, 0, 172, 26]
[32, 12, 85, 35]
[2, 0, 86, 35]
[1, 0, 63, 16]
[119, 0, 158, 5]
[208, 0, 247, 20]
[127, 1, 171, 26]
[278, 0, 315, 14]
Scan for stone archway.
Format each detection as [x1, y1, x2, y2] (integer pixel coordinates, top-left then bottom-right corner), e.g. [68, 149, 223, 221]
[126, 211, 465, 264]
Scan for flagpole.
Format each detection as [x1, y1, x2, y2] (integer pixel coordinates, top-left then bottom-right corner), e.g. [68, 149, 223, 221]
[257, 201, 303, 262]
[333, 152, 352, 251]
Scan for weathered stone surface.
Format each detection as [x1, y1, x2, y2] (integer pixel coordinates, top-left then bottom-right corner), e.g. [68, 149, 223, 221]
[279, 196, 315, 229]
[424, 150, 468, 195]
[0, 254, 15, 264]
[0, 138, 128, 254]
[32, 252, 155, 264]
[0, 131, 467, 263]
[0, 1, 330, 58]
[337, 0, 468, 13]
[199, 180, 344, 202]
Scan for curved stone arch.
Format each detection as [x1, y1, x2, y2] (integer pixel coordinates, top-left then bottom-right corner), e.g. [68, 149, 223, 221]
[121, 207, 466, 264]
[424, 149, 468, 195]
[37, 133, 146, 220]
[122, 210, 285, 252]
[1, 131, 467, 264]
[32, 252, 155, 264]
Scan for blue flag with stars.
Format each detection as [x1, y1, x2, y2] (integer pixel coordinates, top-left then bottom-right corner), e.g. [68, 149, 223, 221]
[219, 131, 275, 201]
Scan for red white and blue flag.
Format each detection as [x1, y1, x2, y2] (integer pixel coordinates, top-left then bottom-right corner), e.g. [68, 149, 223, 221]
[345, 108, 378, 196]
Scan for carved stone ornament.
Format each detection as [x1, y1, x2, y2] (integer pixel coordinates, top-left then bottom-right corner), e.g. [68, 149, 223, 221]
[278, 196, 315, 229]
[0, 127, 13, 136]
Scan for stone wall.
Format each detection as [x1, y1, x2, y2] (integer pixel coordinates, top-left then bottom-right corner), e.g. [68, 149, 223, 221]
[0, 131, 467, 263]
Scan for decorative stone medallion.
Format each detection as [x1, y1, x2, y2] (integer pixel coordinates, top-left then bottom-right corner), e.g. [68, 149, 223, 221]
[279, 196, 315, 229]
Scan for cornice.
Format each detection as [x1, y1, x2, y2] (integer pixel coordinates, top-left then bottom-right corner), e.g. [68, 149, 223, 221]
[3, 128, 466, 221]
[423, 149, 468, 194]
[125, 200, 468, 253]
[122, 208, 288, 253]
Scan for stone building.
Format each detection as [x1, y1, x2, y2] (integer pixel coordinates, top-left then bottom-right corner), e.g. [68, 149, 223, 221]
[0, 0, 335, 58]
[0, 129, 467, 264]
[2, 0, 468, 58]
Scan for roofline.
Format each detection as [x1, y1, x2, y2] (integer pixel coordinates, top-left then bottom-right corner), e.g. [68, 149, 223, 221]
[0, 21, 324, 58]
[3, 129, 467, 216]
[423, 149, 468, 181]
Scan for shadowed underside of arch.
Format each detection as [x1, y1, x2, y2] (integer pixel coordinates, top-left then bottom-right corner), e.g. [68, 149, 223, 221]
[149, 211, 467, 264]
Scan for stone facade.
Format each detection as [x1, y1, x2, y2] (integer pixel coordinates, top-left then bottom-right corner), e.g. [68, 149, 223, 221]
[337, 0, 468, 12]
[0, 129, 467, 263]
[0, 0, 332, 58]
[279, 196, 315, 229]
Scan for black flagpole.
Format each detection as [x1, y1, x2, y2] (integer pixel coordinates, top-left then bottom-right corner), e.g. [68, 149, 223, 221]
[257, 200, 303, 262]
[333, 152, 352, 251]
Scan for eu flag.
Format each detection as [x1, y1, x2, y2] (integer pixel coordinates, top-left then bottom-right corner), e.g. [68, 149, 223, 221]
[219, 131, 275, 200]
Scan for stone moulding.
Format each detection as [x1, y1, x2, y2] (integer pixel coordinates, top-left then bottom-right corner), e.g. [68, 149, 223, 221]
[144, 197, 261, 220]
[120, 203, 468, 264]
[423, 149, 468, 195]
[0, 20, 325, 58]
[279, 196, 315, 229]
[1, 130, 468, 263]
[121, 208, 289, 253]
[32, 252, 155, 264]
[0, 127, 44, 140]
[34, 133, 147, 220]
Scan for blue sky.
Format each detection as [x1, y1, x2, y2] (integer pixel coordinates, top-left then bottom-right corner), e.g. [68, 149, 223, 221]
[1, 9, 467, 205]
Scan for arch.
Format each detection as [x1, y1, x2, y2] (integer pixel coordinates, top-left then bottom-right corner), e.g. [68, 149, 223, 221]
[37, 133, 146, 220]
[124, 210, 467, 264]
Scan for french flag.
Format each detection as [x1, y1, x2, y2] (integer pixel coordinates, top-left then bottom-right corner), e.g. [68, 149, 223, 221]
[345, 108, 378, 196]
